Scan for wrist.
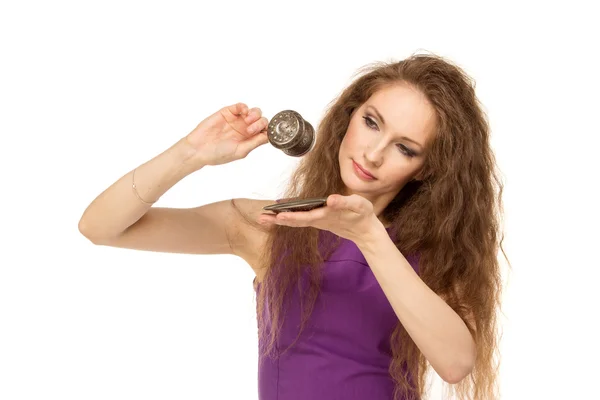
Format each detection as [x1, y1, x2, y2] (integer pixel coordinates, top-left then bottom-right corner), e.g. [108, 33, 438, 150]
[355, 215, 389, 251]
[172, 137, 205, 174]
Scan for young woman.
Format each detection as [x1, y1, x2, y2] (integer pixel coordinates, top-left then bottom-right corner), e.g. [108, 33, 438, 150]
[79, 53, 506, 400]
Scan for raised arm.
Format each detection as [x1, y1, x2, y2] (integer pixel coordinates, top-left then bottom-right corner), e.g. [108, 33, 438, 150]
[78, 102, 271, 259]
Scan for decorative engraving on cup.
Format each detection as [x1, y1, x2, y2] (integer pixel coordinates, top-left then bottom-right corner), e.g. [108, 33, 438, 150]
[267, 110, 315, 157]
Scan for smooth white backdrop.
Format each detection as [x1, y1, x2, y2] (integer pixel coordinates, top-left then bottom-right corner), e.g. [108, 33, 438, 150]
[1, 1, 598, 399]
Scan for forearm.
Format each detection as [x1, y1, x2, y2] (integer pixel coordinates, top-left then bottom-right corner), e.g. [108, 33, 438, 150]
[78, 138, 199, 241]
[356, 221, 476, 383]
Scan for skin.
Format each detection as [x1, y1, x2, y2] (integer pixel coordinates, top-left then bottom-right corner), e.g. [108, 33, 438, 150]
[258, 84, 477, 383]
[79, 94, 476, 384]
[259, 81, 438, 244]
[338, 82, 437, 224]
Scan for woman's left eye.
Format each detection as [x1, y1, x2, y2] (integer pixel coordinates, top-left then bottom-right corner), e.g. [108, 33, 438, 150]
[363, 115, 416, 157]
[362, 116, 378, 130]
[397, 144, 416, 158]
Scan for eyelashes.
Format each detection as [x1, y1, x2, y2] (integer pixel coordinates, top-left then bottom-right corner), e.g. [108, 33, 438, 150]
[361, 115, 417, 158]
[362, 115, 378, 130]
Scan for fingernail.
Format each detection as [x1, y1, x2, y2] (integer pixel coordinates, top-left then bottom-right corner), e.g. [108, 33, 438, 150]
[248, 126, 255, 134]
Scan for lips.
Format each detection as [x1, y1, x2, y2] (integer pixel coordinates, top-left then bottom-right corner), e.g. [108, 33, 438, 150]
[352, 160, 376, 180]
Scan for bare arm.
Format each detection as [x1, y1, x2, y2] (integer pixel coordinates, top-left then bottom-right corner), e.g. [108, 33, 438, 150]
[78, 138, 197, 243]
[78, 102, 271, 258]
[356, 221, 477, 385]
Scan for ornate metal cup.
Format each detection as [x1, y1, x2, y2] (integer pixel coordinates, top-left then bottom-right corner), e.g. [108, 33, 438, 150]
[266, 110, 315, 157]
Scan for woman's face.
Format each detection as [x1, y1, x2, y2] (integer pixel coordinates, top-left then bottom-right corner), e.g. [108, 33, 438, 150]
[338, 83, 437, 217]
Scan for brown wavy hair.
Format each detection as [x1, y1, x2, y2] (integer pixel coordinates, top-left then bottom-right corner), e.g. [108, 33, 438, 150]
[235, 52, 507, 399]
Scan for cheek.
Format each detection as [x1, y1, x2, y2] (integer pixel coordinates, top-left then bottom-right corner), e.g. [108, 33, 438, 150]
[341, 121, 363, 153]
[391, 163, 424, 185]
[380, 158, 425, 186]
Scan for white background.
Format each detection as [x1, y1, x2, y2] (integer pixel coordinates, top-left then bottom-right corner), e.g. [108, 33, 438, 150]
[1, 1, 598, 399]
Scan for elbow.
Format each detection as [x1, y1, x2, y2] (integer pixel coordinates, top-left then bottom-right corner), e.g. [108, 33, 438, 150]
[439, 346, 477, 384]
[78, 218, 109, 245]
[78, 218, 94, 240]
[440, 364, 473, 385]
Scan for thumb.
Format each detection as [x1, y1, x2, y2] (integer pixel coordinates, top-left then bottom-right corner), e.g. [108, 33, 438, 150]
[237, 131, 269, 157]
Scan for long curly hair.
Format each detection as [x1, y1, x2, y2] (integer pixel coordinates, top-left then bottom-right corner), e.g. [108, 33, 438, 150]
[237, 52, 507, 399]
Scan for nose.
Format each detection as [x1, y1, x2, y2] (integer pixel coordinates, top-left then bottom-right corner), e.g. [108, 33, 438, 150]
[364, 139, 385, 168]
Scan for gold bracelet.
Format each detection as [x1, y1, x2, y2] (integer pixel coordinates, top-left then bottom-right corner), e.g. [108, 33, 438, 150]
[132, 168, 158, 205]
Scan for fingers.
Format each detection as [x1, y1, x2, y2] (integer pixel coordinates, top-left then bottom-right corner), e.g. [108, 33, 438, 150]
[237, 131, 269, 157]
[268, 206, 329, 228]
[226, 102, 249, 116]
[245, 107, 263, 124]
[247, 116, 269, 134]
[327, 194, 366, 213]
[224, 103, 268, 134]
[327, 194, 347, 210]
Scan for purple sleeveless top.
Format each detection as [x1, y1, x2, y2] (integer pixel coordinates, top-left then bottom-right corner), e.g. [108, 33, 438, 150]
[254, 227, 419, 400]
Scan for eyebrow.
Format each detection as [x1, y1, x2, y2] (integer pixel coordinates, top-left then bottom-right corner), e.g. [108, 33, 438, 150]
[366, 105, 424, 150]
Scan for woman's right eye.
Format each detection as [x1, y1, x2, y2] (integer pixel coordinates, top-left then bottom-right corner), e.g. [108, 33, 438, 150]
[362, 116, 378, 130]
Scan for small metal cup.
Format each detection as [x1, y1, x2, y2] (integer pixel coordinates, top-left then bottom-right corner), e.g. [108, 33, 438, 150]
[267, 110, 315, 157]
